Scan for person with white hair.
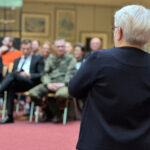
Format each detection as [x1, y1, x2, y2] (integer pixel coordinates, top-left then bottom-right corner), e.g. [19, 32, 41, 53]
[69, 5, 150, 150]
[28, 39, 77, 123]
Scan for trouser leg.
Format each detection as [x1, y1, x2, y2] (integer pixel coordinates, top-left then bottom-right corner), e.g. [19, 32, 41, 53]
[6, 74, 34, 117]
[7, 86, 15, 116]
[0, 73, 16, 94]
[28, 84, 50, 104]
[46, 97, 61, 116]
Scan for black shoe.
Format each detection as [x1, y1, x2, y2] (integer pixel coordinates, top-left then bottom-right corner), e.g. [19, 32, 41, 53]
[51, 115, 60, 123]
[0, 116, 14, 124]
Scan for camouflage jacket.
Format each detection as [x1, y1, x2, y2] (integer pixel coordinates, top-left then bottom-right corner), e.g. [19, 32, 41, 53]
[41, 53, 77, 85]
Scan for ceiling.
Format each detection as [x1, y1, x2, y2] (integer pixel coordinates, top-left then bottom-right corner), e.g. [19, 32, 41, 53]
[24, 0, 150, 7]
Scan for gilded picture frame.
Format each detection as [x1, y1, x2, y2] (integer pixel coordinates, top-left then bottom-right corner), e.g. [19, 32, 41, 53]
[22, 14, 50, 37]
[55, 9, 76, 41]
[80, 32, 108, 51]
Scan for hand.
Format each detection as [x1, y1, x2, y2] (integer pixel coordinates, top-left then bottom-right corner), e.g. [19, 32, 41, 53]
[0, 46, 9, 54]
[46, 83, 65, 91]
[18, 71, 30, 78]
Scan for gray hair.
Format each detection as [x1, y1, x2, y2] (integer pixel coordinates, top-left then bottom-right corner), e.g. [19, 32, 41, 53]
[114, 5, 150, 46]
[54, 39, 66, 45]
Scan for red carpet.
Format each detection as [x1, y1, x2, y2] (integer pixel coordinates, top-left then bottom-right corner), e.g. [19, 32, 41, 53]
[0, 120, 80, 150]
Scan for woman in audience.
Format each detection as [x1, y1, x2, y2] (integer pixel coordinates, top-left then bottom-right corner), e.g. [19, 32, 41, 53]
[65, 42, 73, 54]
[74, 43, 85, 70]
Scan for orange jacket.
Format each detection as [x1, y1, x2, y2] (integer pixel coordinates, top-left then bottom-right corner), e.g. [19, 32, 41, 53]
[2, 50, 22, 67]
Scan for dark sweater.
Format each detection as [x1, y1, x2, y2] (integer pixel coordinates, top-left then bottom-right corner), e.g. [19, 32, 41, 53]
[69, 47, 150, 150]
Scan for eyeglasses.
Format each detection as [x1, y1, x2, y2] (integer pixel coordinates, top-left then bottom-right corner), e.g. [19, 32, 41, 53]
[111, 26, 118, 31]
[56, 45, 65, 48]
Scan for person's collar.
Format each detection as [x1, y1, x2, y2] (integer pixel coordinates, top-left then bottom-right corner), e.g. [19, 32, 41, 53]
[116, 42, 143, 50]
[22, 54, 32, 59]
[56, 53, 66, 58]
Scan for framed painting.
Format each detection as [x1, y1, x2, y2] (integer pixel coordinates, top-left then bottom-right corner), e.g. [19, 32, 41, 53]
[55, 9, 76, 41]
[80, 32, 108, 51]
[22, 14, 50, 37]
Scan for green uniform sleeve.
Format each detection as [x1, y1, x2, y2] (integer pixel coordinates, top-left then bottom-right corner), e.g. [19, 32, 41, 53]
[41, 57, 52, 84]
[64, 57, 77, 85]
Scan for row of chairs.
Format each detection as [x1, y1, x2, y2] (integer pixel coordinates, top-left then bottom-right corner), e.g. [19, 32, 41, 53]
[16, 92, 79, 125]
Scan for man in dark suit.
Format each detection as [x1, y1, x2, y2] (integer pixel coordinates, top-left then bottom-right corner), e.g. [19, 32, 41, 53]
[0, 40, 44, 124]
[69, 5, 150, 150]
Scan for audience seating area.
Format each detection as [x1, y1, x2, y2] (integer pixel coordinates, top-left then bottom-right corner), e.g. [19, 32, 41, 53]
[0, 38, 82, 125]
[0, 90, 79, 125]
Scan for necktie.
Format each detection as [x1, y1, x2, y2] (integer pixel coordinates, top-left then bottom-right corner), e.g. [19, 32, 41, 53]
[19, 59, 26, 72]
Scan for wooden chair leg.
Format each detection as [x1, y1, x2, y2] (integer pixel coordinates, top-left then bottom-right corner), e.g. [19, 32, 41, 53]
[73, 98, 79, 120]
[2, 91, 7, 120]
[35, 106, 39, 123]
[29, 101, 34, 122]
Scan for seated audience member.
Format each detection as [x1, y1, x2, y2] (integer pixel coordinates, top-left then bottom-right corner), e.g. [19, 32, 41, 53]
[23, 41, 52, 116]
[0, 36, 22, 67]
[90, 37, 102, 51]
[84, 37, 102, 59]
[41, 41, 53, 61]
[0, 40, 44, 124]
[74, 43, 85, 70]
[28, 39, 76, 123]
[65, 42, 73, 54]
[31, 40, 41, 56]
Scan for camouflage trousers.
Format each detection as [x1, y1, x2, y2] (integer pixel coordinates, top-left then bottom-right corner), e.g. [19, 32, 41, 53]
[28, 83, 69, 101]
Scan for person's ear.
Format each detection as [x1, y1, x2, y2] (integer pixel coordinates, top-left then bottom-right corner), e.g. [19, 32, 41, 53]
[117, 27, 123, 41]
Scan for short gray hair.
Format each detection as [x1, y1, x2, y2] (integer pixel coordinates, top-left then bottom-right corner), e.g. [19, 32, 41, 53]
[54, 39, 66, 45]
[114, 5, 150, 46]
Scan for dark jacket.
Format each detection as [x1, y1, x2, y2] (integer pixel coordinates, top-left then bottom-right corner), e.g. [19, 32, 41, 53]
[12, 55, 44, 85]
[69, 47, 150, 150]
[0, 56, 3, 81]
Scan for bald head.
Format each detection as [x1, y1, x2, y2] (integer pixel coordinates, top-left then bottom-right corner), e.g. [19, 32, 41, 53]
[90, 37, 102, 51]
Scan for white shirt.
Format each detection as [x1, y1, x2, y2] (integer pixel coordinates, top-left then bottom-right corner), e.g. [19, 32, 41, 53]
[17, 55, 32, 74]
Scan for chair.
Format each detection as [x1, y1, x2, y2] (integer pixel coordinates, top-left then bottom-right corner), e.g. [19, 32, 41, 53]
[0, 65, 8, 119]
[29, 93, 79, 125]
[2, 65, 8, 77]
[1, 63, 14, 119]
[29, 93, 55, 123]
[0, 65, 8, 113]
[13, 91, 39, 123]
[8, 63, 14, 73]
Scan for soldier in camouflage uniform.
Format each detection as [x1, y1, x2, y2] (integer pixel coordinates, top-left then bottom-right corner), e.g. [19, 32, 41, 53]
[28, 39, 77, 122]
